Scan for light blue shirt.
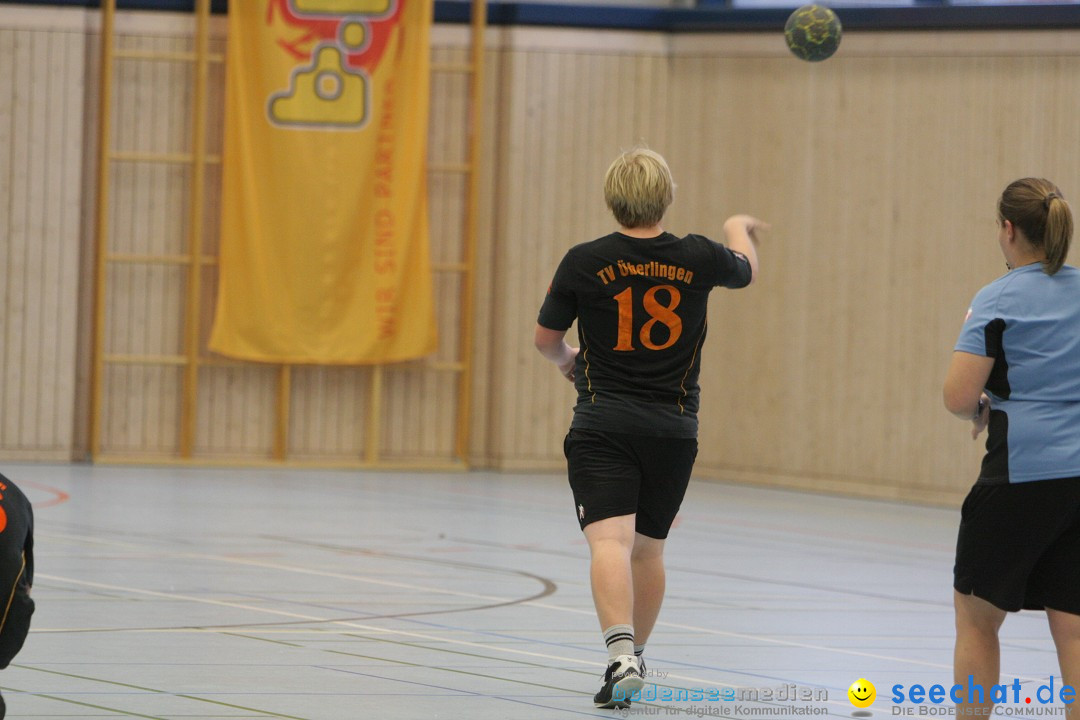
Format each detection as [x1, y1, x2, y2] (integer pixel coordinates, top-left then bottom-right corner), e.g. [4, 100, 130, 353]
[955, 264, 1080, 483]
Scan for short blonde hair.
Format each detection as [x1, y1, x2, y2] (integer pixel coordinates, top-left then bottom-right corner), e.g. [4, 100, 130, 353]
[603, 149, 674, 229]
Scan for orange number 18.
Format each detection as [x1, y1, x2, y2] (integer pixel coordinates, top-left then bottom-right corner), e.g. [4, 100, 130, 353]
[612, 285, 683, 351]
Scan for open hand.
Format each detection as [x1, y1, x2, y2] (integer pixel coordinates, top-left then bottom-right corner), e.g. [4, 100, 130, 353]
[724, 214, 771, 242]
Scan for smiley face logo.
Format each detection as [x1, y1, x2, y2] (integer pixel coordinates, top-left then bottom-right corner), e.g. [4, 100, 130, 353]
[848, 678, 876, 708]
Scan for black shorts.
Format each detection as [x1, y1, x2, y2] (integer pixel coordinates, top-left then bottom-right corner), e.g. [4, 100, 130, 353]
[563, 428, 697, 539]
[954, 476, 1080, 614]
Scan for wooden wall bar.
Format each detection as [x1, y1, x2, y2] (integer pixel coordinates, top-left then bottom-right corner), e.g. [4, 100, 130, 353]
[2, 6, 1079, 504]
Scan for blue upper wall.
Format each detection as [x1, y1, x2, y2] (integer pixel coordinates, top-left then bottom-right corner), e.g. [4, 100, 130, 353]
[6, 0, 1080, 30]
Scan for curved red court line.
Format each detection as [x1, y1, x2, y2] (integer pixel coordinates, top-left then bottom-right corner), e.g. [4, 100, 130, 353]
[16, 479, 70, 509]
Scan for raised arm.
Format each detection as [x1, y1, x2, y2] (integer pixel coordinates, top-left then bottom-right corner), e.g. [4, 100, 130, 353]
[722, 215, 766, 285]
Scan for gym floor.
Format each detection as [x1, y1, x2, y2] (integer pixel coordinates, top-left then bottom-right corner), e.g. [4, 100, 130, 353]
[0, 463, 1065, 719]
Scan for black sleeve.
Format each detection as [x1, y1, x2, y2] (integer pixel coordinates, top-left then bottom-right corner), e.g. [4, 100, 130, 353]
[22, 501, 32, 587]
[712, 241, 753, 289]
[537, 251, 577, 331]
[0, 478, 34, 668]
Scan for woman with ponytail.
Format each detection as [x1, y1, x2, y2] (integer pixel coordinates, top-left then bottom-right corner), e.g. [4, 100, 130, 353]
[944, 178, 1080, 716]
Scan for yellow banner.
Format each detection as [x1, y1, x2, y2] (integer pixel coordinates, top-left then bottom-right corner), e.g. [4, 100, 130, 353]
[210, 0, 436, 364]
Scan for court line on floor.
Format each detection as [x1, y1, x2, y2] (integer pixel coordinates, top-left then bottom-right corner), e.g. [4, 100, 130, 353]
[324, 630, 866, 718]
[314, 659, 625, 718]
[37, 535, 1052, 693]
[27, 477, 1052, 716]
[306, 632, 856, 719]
[37, 569, 958, 695]
[447, 534, 954, 609]
[36, 533, 556, 630]
[35, 572, 842, 713]
[218, 587, 943, 719]
[0, 684, 167, 719]
[283, 473, 957, 555]
[316, 660, 834, 720]
[12, 664, 311, 719]
[235, 607, 1065, 719]
[39, 530, 545, 606]
[221, 628, 724, 718]
[32, 537, 997, 677]
[38, 528, 954, 623]
[41, 529, 946, 644]
[36, 572, 597, 666]
[202, 546, 960, 671]
[247, 537, 1051, 685]
[19, 478, 71, 509]
[31, 577, 795, 719]
[32, 573, 1005, 719]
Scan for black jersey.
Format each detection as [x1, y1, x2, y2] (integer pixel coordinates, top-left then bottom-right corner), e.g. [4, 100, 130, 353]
[538, 231, 752, 437]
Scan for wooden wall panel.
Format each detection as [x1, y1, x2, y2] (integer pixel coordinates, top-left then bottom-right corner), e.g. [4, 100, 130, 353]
[481, 29, 1080, 505]
[381, 366, 456, 459]
[101, 365, 181, 454]
[195, 365, 276, 457]
[0, 22, 85, 459]
[287, 367, 369, 459]
[661, 37, 1080, 504]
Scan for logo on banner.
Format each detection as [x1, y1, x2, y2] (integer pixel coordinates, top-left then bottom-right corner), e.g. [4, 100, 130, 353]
[266, 0, 399, 130]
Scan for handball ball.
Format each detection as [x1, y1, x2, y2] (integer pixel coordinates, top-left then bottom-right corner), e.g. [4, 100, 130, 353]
[784, 4, 842, 62]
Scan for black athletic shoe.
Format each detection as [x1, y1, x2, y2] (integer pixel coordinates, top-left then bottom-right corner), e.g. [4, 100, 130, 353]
[593, 654, 644, 709]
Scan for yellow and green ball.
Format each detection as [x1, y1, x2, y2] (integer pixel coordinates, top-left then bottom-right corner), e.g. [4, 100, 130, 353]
[784, 4, 842, 62]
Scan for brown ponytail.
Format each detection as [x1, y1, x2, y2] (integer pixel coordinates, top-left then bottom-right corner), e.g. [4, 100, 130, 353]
[998, 178, 1074, 275]
[1045, 194, 1073, 275]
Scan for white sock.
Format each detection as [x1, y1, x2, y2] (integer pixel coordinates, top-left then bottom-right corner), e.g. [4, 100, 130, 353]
[603, 624, 635, 662]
